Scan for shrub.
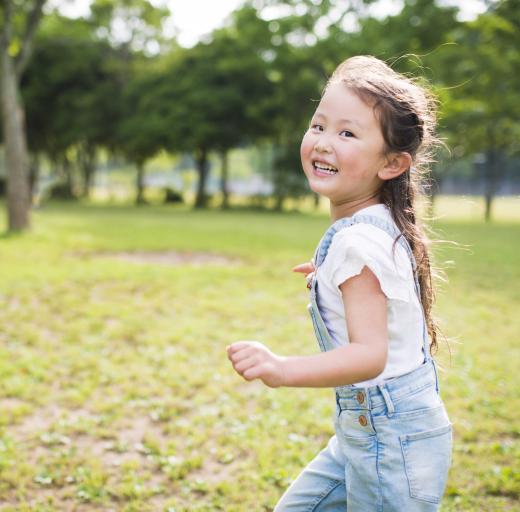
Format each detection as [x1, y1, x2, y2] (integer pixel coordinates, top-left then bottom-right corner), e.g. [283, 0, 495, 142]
[163, 187, 184, 204]
[48, 183, 76, 200]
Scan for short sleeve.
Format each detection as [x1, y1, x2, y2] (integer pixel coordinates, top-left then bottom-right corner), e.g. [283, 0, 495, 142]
[325, 224, 411, 302]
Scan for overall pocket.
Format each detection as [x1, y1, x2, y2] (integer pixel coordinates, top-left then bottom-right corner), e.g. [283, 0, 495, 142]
[400, 423, 453, 504]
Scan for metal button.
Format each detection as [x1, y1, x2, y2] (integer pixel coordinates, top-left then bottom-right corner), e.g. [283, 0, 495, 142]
[358, 415, 368, 427]
[356, 391, 365, 404]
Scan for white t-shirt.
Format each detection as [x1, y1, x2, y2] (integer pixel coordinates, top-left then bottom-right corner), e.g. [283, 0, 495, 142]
[316, 204, 425, 387]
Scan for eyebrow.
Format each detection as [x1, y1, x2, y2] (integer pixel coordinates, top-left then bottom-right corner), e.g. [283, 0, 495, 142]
[313, 112, 364, 128]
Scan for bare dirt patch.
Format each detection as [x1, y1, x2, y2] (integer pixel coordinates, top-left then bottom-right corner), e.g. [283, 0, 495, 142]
[4, 404, 177, 508]
[0, 397, 29, 411]
[15, 403, 64, 437]
[83, 250, 241, 267]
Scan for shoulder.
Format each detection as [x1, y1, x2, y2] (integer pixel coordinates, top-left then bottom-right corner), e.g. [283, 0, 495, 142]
[331, 205, 404, 255]
[328, 217, 403, 267]
[332, 222, 396, 249]
[321, 216, 412, 301]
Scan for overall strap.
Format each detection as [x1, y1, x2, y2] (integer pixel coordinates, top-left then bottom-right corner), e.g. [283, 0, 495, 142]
[314, 214, 412, 268]
[312, 214, 431, 362]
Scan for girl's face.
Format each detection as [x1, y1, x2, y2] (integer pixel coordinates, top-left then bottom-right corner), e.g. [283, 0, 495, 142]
[300, 82, 387, 206]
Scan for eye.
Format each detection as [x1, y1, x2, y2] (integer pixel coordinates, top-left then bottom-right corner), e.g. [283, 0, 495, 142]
[310, 123, 324, 132]
[339, 130, 354, 138]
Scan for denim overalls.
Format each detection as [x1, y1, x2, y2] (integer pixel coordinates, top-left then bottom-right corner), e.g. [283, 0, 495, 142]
[275, 215, 452, 512]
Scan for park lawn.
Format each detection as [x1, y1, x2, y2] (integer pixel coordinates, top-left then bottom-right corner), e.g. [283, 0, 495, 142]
[0, 197, 518, 511]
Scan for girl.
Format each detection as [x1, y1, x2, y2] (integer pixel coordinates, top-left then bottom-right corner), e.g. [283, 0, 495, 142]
[227, 55, 452, 511]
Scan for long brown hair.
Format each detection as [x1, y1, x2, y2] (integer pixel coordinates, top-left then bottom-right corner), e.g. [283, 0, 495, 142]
[327, 56, 440, 354]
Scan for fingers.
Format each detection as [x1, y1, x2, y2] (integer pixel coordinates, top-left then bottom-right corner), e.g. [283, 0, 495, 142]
[227, 342, 261, 368]
[233, 355, 258, 375]
[227, 342, 268, 382]
[243, 365, 262, 382]
[228, 348, 262, 382]
[226, 341, 258, 360]
[292, 262, 315, 274]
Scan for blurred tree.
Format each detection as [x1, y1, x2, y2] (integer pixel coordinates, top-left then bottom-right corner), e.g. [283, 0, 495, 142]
[0, 0, 45, 231]
[211, 6, 276, 209]
[22, 0, 170, 203]
[436, 0, 520, 220]
[22, 19, 124, 199]
[115, 63, 165, 204]
[335, 0, 460, 214]
[255, 6, 329, 209]
[348, 0, 459, 63]
[88, 0, 170, 55]
[249, 0, 381, 209]
[86, 0, 173, 203]
[269, 45, 322, 210]
[160, 8, 275, 208]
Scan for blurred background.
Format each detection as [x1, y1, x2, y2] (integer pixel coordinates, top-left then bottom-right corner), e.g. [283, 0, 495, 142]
[1, 0, 519, 228]
[0, 1, 519, 511]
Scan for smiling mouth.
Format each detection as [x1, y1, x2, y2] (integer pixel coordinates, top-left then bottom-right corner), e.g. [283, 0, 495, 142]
[313, 161, 338, 175]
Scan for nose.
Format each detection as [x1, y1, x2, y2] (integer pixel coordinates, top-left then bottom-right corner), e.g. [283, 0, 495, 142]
[314, 135, 332, 153]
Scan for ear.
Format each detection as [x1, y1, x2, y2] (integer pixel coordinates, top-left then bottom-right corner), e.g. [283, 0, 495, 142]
[378, 152, 412, 181]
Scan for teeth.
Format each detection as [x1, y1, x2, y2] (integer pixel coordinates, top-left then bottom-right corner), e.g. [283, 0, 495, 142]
[314, 161, 338, 174]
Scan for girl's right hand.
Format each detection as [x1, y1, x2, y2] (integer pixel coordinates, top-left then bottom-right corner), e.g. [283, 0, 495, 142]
[226, 341, 287, 388]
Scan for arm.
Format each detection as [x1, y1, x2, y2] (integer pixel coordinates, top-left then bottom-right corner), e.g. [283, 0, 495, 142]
[227, 266, 388, 388]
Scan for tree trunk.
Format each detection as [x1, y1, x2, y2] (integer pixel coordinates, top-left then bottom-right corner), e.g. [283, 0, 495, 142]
[220, 149, 229, 209]
[62, 155, 75, 198]
[83, 162, 94, 199]
[274, 193, 284, 211]
[427, 173, 441, 219]
[78, 144, 96, 199]
[29, 153, 39, 202]
[484, 149, 501, 223]
[194, 148, 209, 209]
[136, 161, 146, 205]
[1, 0, 45, 230]
[1, 51, 31, 230]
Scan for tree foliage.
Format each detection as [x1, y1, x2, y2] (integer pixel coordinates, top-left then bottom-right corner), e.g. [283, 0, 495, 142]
[22, 16, 125, 197]
[433, 0, 520, 219]
[156, 6, 276, 207]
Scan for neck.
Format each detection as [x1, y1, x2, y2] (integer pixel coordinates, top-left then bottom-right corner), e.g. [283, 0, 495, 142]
[329, 193, 381, 221]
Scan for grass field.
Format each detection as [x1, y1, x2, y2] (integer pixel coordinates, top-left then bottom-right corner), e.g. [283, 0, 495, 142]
[0, 196, 519, 511]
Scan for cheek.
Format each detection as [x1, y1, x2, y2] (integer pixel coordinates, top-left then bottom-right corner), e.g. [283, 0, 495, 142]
[336, 145, 368, 170]
[300, 133, 313, 161]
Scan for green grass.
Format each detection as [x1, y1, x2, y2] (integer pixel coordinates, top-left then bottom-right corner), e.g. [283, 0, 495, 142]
[0, 196, 519, 511]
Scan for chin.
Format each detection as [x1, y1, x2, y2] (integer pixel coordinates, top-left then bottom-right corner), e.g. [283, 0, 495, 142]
[309, 183, 332, 199]
[306, 178, 321, 193]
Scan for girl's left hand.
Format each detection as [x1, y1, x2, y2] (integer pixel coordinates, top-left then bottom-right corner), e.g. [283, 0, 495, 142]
[227, 341, 286, 388]
[293, 261, 316, 289]
[292, 261, 315, 277]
